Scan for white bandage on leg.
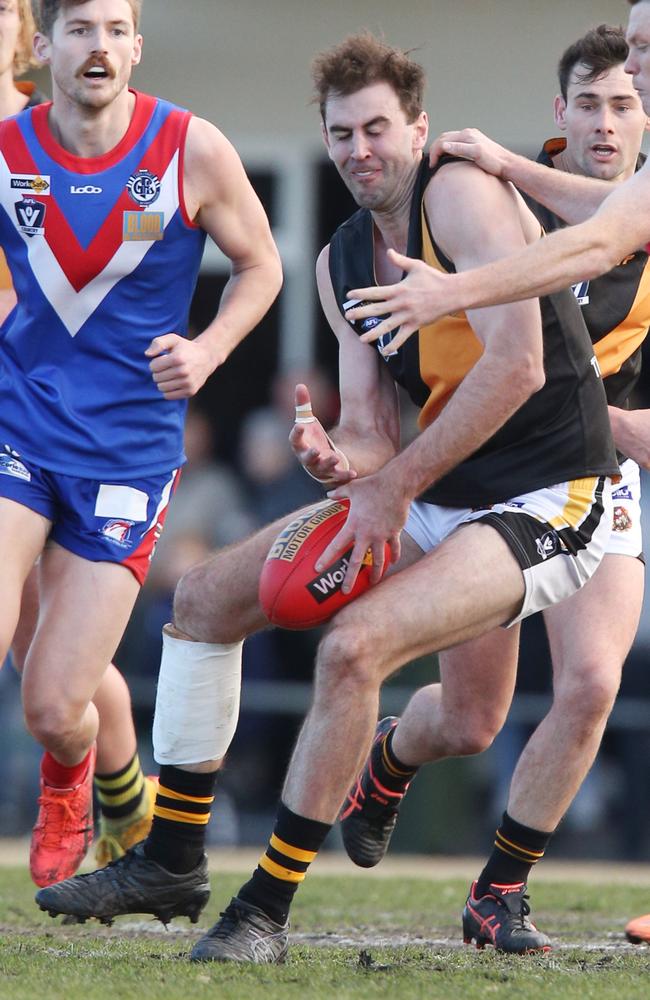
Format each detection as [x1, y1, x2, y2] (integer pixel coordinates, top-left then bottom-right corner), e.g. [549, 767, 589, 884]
[153, 628, 243, 765]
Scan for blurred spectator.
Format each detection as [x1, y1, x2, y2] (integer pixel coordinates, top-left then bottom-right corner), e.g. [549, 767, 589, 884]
[154, 404, 255, 557]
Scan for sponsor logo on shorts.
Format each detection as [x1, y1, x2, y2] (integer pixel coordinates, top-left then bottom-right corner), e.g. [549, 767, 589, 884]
[0, 445, 30, 482]
[613, 505, 633, 532]
[126, 168, 161, 206]
[10, 174, 50, 194]
[535, 530, 559, 560]
[15, 197, 46, 236]
[100, 519, 135, 548]
[123, 211, 164, 241]
[572, 280, 590, 306]
[612, 485, 633, 501]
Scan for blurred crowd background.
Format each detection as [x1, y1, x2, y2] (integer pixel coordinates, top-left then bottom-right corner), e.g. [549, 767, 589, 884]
[2, 0, 649, 861]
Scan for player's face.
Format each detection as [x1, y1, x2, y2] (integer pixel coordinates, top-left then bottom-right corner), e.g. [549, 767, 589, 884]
[0, 1, 22, 77]
[322, 82, 428, 213]
[36, 0, 142, 110]
[626, 2, 650, 116]
[554, 62, 649, 182]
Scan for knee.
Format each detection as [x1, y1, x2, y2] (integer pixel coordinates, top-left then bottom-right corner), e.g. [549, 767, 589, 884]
[313, 620, 377, 704]
[435, 702, 506, 758]
[554, 664, 620, 728]
[24, 698, 82, 747]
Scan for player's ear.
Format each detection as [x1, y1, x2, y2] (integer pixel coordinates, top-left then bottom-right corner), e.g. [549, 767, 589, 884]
[33, 32, 51, 66]
[321, 120, 333, 158]
[412, 111, 428, 153]
[554, 94, 568, 131]
[132, 34, 143, 67]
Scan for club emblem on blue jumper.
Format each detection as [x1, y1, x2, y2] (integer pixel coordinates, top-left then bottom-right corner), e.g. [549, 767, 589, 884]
[126, 168, 161, 206]
[15, 197, 46, 236]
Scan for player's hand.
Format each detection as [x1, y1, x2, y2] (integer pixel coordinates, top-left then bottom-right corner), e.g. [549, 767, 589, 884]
[315, 473, 406, 593]
[429, 128, 512, 177]
[289, 383, 356, 486]
[345, 250, 451, 353]
[145, 334, 218, 400]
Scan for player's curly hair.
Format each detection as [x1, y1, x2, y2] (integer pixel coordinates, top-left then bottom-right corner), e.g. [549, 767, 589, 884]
[32, 0, 142, 37]
[557, 24, 630, 101]
[312, 32, 425, 124]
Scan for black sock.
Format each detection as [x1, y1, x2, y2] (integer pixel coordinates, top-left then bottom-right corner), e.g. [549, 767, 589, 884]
[374, 726, 419, 793]
[143, 765, 216, 874]
[238, 803, 331, 925]
[476, 811, 553, 897]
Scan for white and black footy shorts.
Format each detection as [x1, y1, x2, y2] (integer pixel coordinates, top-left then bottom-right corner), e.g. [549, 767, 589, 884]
[404, 475, 613, 626]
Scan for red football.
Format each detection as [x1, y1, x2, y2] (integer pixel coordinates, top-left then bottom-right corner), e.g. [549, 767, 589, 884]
[258, 497, 389, 629]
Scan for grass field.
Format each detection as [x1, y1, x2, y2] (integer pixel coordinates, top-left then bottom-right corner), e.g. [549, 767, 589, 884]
[1, 853, 650, 1000]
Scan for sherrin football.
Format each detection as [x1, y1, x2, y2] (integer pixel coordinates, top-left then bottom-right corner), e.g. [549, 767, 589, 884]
[258, 497, 389, 629]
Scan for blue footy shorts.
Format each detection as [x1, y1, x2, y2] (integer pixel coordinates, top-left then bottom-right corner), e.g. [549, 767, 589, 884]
[405, 475, 613, 626]
[0, 444, 179, 585]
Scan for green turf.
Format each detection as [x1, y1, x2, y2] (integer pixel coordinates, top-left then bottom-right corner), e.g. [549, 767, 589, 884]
[1, 868, 649, 1000]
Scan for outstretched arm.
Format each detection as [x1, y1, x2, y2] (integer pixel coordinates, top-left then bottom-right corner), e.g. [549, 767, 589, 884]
[345, 159, 650, 351]
[146, 116, 283, 399]
[429, 128, 612, 224]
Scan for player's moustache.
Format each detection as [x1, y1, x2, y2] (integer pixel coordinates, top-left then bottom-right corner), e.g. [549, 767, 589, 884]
[76, 56, 115, 79]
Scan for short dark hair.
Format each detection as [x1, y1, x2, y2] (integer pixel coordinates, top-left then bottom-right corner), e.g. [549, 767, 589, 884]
[311, 33, 425, 124]
[33, 0, 142, 37]
[557, 24, 629, 100]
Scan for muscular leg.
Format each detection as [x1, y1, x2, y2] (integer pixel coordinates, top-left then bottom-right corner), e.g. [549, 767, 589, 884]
[283, 522, 524, 822]
[391, 625, 521, 767]
[507, 553, 644, 829]
[0, 499, 51, 664]
[11, 565, 138, 773]
[22, 544, 140, 764]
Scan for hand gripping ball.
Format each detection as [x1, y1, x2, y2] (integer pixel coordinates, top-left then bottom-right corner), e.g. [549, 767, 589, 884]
[258, 498, 389, 629]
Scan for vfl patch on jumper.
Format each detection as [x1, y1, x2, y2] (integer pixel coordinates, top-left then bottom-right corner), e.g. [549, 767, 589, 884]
[126, 168, 161, 206]
[536, 530, 559, 560]
[123, 211, 165, 242]
[0, 445, 30, 482]
[613, 505, 633, 532]
[10, 174, 50, 195]
[613, 485, 633, 501]
[572, 280, 590, 306]
[15, 197, 46, 236]
[100, 519, 135, 548]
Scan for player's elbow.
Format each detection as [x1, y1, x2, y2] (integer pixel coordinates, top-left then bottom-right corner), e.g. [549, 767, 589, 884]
[504, 347, 545, 404]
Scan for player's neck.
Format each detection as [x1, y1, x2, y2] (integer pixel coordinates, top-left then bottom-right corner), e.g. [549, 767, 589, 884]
[0, 68, 30, 120]
[47, 87, 136, 159]
[370, 158, 421, 256]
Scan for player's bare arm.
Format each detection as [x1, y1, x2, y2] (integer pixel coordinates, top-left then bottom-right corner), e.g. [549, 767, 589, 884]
[345, 160, 650, 346]
[429, 128, 612, 224]
[322, 163, 545, 589]
[290, 244, 400, 487]
[609, 405, 650, 469]
[146, 116, 282, 400]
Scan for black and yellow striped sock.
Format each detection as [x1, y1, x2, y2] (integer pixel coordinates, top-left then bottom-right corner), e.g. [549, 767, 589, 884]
[238, 803, 331, 925]
[476, 811, 553, 896]
[95, 753, 146, 827]
[143, 765, 216, 874]
[374, 726, 418, 794]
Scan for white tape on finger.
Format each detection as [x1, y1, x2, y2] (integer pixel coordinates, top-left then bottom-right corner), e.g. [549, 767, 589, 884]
[295, 402, 317, 424]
